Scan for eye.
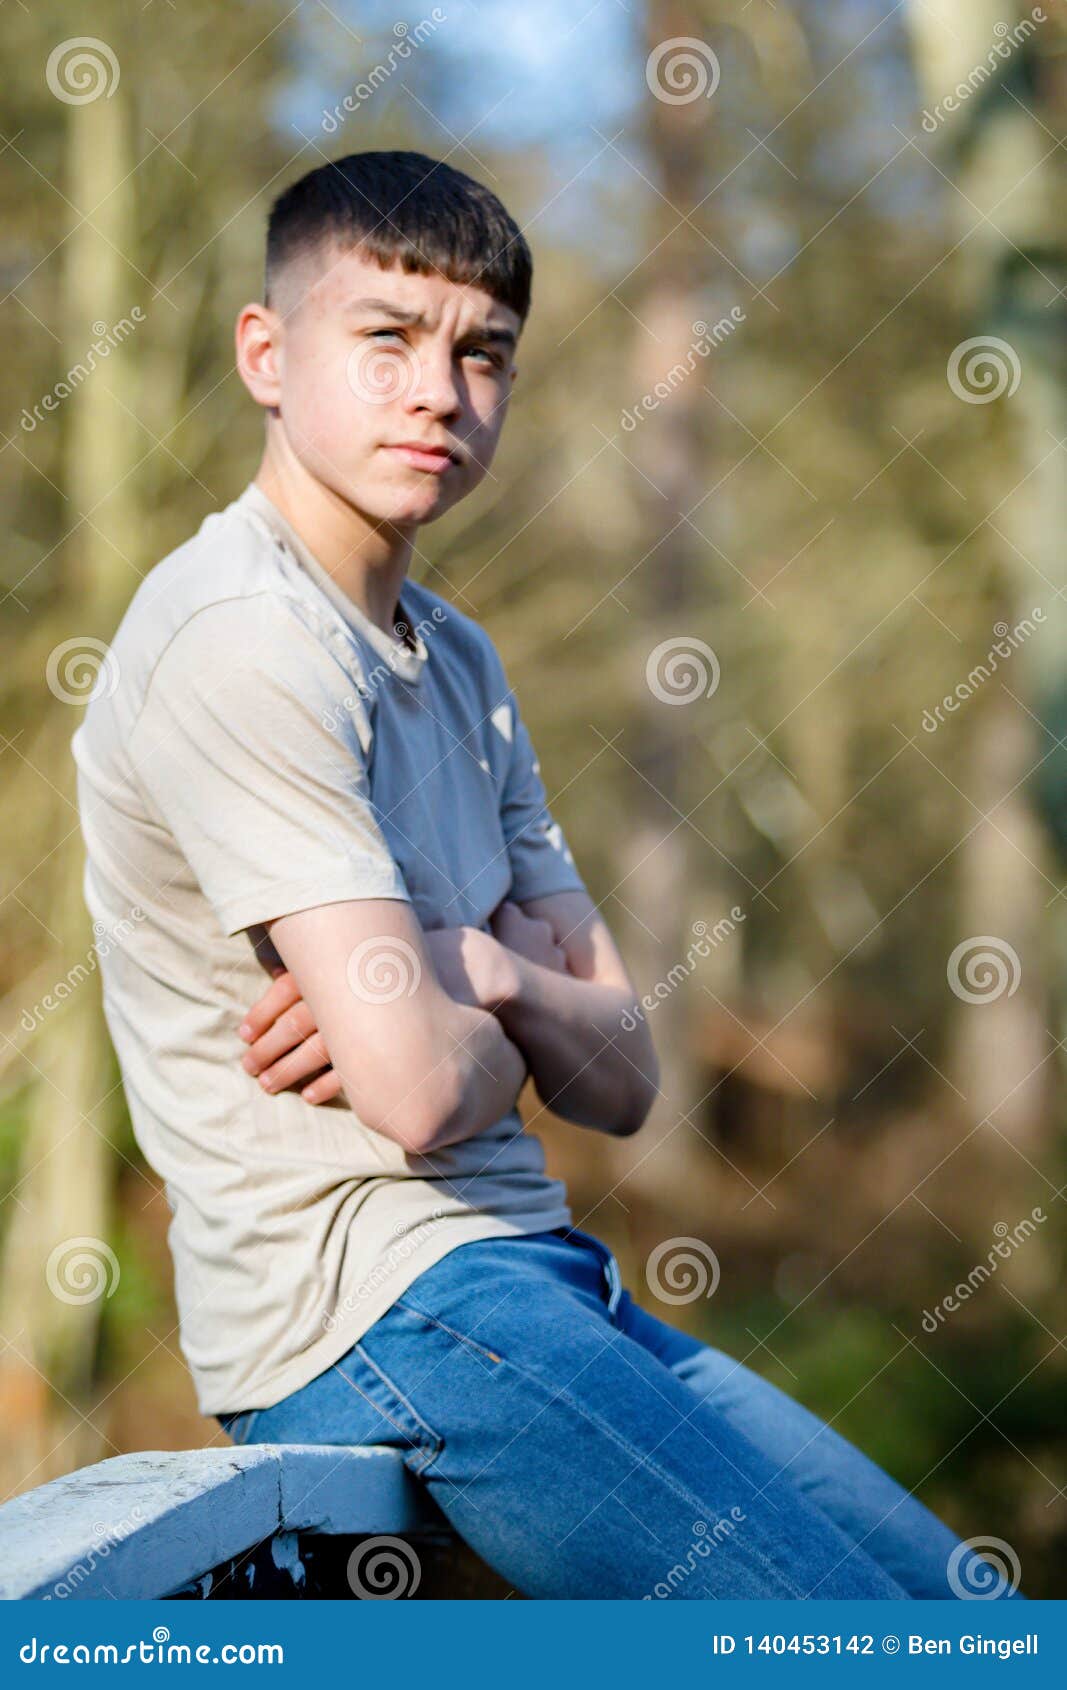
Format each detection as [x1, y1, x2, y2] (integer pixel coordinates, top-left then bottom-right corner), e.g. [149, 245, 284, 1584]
[462, 345, 502, 369]
[366, 327, 406, 342]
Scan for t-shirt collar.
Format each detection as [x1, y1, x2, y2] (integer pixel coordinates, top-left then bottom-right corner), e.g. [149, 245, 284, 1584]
[235, 481, 429, 686]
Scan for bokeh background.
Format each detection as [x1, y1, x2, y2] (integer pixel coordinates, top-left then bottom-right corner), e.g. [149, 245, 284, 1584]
[3, 0, 1066, 1597]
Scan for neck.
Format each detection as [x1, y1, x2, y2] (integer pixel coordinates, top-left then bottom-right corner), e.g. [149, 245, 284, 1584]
[253, 434, 414, 638]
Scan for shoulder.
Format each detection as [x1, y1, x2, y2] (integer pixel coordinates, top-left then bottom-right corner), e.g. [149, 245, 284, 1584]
[86, 499, 353, 747]
[122, 496, 319, 635]
[116, 497, 323, 658]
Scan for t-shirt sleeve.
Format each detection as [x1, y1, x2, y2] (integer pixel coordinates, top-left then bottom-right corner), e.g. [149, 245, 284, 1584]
[490, 651, 588, 905]
[128, 594, 412, 937]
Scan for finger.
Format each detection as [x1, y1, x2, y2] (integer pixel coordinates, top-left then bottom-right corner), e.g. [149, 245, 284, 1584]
[301, 1069, 343, 1105]
[493, 907, 528, 946]
[242, 1002, 317, 1074]
[256, 1033, 332, 1095]
[239, 970, 301, 1042]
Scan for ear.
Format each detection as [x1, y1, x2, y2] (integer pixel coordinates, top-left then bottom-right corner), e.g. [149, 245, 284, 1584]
[236, 301, 283, 411]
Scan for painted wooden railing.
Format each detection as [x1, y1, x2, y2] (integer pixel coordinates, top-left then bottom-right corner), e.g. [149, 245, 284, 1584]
[0, 1446, 509, 1600]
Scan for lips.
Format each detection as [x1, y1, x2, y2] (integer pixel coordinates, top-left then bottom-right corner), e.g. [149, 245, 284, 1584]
[387, 441, 458, 461]
[383, 441, 461, 475]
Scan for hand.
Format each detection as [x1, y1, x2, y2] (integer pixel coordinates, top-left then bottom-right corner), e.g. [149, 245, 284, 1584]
[489, 899, 572, 977]
[422, 923, 517, 1009]
[237, 926, 516, 1104]
[238, 968, 340, 1104]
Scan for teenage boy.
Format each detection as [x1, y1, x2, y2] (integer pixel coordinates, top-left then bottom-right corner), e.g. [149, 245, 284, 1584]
[73, 151, 1020, 1601]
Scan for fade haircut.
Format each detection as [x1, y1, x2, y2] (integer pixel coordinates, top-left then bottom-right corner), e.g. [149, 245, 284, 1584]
[265, 150, 532, 323]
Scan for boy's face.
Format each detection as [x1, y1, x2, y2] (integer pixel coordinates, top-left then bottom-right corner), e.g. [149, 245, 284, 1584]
[243, 243, 521, 528]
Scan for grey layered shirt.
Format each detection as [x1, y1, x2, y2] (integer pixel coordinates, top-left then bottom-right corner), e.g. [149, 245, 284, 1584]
[71, 481, 586, 1414]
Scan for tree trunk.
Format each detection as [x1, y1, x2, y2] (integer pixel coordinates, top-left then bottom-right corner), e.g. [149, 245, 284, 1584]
[608, 0, 730, 1216]
[904, 0, 1067, 1148]
[0, 83, 140, 1495]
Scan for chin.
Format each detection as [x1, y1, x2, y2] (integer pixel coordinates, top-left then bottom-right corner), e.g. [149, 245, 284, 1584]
[371, 485, 453, 526]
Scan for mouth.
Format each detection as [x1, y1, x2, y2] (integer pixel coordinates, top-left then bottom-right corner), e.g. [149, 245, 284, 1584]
[383, 442, 462, 475]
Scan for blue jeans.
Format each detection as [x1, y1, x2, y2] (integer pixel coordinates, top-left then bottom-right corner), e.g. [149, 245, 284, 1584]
[217, 1228, 1026, 1600]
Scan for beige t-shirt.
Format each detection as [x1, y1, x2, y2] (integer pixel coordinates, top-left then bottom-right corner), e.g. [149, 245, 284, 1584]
[71, 481, 586, 1415]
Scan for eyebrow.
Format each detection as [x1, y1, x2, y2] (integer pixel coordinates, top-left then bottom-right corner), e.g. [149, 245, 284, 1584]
[341, 296, 517, 348]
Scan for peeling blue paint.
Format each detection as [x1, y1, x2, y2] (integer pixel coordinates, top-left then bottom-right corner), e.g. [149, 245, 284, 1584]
[270, 1530, 305, 1588]
[0, 1444, 433, 1599]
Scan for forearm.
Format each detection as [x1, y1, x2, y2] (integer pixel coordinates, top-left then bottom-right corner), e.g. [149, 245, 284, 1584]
[417, 1000, 529, 1152]
[265, 903, 527, 1155]
[494, 955, 658, 1137]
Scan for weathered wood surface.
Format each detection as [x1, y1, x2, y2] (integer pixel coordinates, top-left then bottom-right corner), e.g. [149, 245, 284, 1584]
[0, 1445, 443, 1600]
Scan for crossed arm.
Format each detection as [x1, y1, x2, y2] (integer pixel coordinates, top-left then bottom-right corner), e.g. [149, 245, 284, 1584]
[240, 887, 660, 1149]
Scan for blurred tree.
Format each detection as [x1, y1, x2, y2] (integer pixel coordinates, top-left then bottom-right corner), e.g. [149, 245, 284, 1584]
[905, 0, 1067, 1145]
[0, 0, 294, 1491]
[0, 76, 136, 1492]
[0, 0, 1061, 1587]
[606, 0, 729, 1208]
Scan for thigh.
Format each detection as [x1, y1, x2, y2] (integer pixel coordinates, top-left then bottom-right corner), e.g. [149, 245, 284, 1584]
[215, 1331, 445, 1475]
[614, 1290, 1026, 1602]
[349, 1232, 911, 1600]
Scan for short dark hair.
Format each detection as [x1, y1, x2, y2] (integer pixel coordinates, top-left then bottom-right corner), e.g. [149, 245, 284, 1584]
[265, 150, 532, 323]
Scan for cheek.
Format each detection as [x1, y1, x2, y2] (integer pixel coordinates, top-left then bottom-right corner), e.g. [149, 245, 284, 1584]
[292, 366, 376, 454]
[283, 328, 366, 429]
[465, 386, 509, 462]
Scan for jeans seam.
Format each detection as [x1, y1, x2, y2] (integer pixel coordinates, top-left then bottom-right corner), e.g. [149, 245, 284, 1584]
[394, 1297, 506, 1366]
[483, 1336, 809, 1600]
[347, 1341, 445, 1478]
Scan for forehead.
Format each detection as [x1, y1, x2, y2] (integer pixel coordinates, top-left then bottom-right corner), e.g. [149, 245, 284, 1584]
[301, 243, 518, 333]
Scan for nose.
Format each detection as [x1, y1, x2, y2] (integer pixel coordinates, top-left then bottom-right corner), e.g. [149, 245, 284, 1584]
[404, 338, 462, 421]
